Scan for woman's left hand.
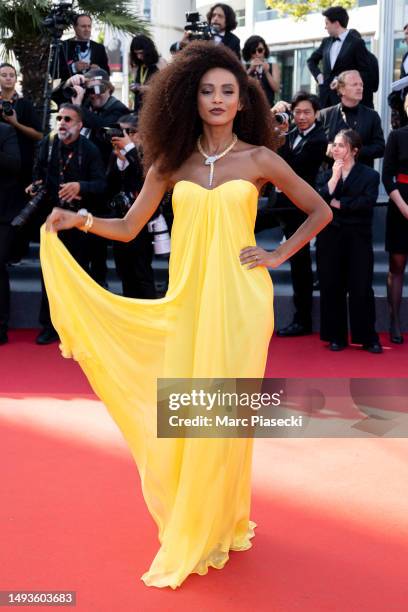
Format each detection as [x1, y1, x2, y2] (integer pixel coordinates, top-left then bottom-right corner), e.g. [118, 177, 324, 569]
[240, 246, 282, 269]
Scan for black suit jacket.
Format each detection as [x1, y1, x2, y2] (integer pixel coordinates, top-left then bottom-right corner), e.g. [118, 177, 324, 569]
[307, 32, 372, 108]
[255, 122, 327, 233]
[222, 31, 241, 60]
[279, 122, 328, 189]
[319, 103, 385, 167]
[317, 162, 379, 226]
[59, 39, 110, 80]
[34, 134, 106, 214]
[0, 124, 21, 223]
[81, 96, 130, 166]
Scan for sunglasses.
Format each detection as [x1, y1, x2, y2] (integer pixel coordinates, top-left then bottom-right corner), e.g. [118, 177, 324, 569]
[124, 128, 138, 135]
[255, 46, 265, 53]
[56, 115, 74, 122]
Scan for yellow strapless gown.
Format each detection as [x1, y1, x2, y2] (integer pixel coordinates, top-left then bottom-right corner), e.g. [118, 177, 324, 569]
[40, 179, 274, 588]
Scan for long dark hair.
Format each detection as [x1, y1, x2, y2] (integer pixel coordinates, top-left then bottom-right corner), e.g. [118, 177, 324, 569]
[139, 42, 282, 174]
[206, 4, 237, 31]
[242, 36, 270, 63]
[130, 35, 159, 67]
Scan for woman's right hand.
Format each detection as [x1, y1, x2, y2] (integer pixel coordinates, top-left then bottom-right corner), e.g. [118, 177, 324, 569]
[46, 207, 83, 233]
[331, 159, 344, 180]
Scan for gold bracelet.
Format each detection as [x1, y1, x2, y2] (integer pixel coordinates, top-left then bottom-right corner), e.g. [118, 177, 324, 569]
[78, 211, 93, 233]
[83, 212, 93, 232]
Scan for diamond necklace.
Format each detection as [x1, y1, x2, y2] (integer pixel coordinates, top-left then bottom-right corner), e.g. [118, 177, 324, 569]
[197, 133, 238, 187]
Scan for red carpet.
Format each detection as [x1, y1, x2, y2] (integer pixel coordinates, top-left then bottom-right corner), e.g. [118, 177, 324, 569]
[1, 331, 408, 611]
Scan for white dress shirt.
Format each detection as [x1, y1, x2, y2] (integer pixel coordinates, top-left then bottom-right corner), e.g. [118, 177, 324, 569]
[329, 30, 349, 69]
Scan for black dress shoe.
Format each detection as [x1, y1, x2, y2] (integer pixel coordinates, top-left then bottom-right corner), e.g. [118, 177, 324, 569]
[389, 330, 404, 344]
[0, 329, 8, 345]
[362, 342, 383, 354]
[329, 341, 347, 351]
[36, 327, 59, 345]
[277, 322, 312, 337]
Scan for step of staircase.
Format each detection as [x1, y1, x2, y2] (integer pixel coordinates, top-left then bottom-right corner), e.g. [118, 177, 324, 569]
[7, 202, 408, 331]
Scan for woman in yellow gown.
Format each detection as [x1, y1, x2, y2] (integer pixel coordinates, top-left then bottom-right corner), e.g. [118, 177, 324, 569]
[41, 43, 331, 589]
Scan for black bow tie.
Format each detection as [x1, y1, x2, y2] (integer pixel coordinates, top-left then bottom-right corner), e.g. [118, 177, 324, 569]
[297, 129, 306, 138]
[332, 36, 341, 42]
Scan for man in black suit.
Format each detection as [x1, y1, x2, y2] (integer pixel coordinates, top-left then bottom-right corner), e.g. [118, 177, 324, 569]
[206, 3, 241, 59]
[268, 92, 328, 337]
[319, 70, 385, 168]
[0, 123, 20, 345]
[307, 6, 373, 108]
[59, 14, 110, 80]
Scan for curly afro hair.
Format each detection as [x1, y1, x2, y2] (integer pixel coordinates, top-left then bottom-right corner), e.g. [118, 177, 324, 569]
[139, 42, 282, 175]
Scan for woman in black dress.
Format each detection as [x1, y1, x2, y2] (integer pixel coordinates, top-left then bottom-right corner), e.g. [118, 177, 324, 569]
[242, 35, 280, 107]
[316, 129, 382, 353]
[382, 96, 408, 344]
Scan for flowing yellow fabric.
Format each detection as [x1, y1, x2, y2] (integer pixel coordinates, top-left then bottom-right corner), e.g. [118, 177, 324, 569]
[40, 179, 274, 589]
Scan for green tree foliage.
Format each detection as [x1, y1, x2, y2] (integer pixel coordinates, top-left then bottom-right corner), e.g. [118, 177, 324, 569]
[265, 0, 357, 20]
[0, 1, 148, 106]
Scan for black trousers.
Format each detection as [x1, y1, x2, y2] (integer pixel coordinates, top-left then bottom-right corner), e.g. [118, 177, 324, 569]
[0, 224, 16, 331]
[40, 228, 89, 328]
[87, 233, 108, 287]
[316, 223, 378, 345]
[276, 196, 313, 329]
[112, 227, 156, 299]
[281, 213, 313, 329]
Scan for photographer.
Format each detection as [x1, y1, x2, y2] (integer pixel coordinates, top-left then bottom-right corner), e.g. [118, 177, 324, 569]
[107, 114, 156, 298]
[63, 68, 129, 166]
[59, 13, 110, 80]
[242, 36, 280, 107]
[0, 62, 43, 259]
[179, 4, 241, 59]
[27, 103, 106, 344]
[0, 123, 21, 345]
[62, 68, 129, 286]
[206, 4, 241, 59]
[129, 35, 167, 115]
[267, 93, 328, 337]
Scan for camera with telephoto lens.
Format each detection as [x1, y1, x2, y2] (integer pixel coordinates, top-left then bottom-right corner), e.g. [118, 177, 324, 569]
[275, 111, 292, 125]
[184, 12, 213, 41]
[11, 183, 46, 228]
[63, 85, 81, 100]
[147, 214, 171, 256]
[63, 79, 108, 101]
[109, 191, 134, 217]
[100, 126, 124, 143]
[0, 100, 14, 118]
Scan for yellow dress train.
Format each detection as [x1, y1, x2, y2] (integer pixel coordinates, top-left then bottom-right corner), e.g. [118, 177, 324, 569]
[40, 179, 274, 588]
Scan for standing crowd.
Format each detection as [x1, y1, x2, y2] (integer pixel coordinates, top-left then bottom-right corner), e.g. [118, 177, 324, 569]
[0, 3, 407, 354]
